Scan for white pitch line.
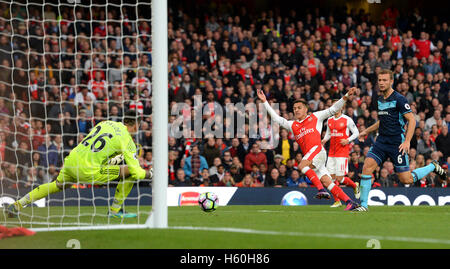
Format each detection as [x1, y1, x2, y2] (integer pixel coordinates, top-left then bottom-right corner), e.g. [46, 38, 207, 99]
[30, 224, 148, 232]
[169, 226, 450, 245]
[9, 223, 450, 245]
[5, 221, 95, 226]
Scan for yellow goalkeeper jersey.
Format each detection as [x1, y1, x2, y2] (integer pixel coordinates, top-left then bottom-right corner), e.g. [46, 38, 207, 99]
[61, 120, 146, 182]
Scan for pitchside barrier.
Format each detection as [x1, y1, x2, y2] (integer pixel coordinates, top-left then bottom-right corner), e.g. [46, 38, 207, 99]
[1, 187, 449, 208]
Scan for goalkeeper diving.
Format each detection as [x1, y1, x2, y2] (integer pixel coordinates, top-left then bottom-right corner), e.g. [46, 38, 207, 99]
[6, 110, 153, 218]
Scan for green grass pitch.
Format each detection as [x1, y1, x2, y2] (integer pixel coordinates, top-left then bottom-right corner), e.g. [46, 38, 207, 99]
[1, 205, 449, 249]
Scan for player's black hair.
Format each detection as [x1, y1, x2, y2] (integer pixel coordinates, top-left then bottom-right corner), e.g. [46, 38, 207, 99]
[123, 109, 140, 125]
[293, 99, 308, 109]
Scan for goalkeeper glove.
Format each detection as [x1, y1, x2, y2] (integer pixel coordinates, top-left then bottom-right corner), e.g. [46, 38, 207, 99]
[108, 154, 124, 165]
[146, 167, 153, 180]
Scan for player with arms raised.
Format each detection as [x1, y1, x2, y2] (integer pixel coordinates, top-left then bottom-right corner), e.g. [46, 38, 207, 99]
[322, 101, 360, 208]
[257, 88, 360, 210]
[354, 69, 446, 211]
[7, 110, 153, 218]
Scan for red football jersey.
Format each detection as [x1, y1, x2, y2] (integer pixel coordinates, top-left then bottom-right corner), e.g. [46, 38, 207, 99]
[263, 98, 347, 160]
[291, 113, 324, 157]
[324, 114, 359, 158]
[412, 39, 431, 60]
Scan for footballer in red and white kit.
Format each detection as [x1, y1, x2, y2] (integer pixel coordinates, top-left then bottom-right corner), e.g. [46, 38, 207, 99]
[257, 88, 360, 210]
[323, 111, 359, 177]
[322, 104, 360, 207]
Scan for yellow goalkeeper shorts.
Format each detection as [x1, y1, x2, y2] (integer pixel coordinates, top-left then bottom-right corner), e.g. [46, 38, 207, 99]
[56, 165, 121, 185]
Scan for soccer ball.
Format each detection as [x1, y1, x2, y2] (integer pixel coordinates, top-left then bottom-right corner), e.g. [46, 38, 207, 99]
[198, 192, 219, 212]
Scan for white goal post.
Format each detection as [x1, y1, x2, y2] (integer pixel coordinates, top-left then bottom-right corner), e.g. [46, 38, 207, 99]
[0, 0, 168, 231]
[146, 0, 168, 229]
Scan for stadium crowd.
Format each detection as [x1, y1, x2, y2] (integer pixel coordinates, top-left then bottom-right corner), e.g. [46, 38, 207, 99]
[0, 2, 449, 191]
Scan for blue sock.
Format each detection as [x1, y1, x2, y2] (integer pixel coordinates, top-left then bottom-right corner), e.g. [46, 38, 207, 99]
[359, 175, 372, 208]
[412, 163, 435, 182]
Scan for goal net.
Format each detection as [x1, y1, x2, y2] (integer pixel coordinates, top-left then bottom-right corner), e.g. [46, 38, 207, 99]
[0, 0, 168, 231]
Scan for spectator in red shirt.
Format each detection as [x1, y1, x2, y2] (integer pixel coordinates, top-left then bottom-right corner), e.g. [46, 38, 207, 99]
[317, 17, 330, 36]
[244, 142, 267, 173]
[412, 31, 437, 60]
[303, 51, 320, 77]
[390, 28, 402, 51]
[88, 71, 107, 98]
[429, 124, 440, 142]
[381, 6, 399, 28]
[93, 22, 107, 37]
[31, 119, 46, 150]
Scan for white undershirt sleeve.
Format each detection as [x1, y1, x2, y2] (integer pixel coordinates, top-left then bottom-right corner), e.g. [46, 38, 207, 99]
[346, 116, 360, 142]
[263, 101, 293, 131]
